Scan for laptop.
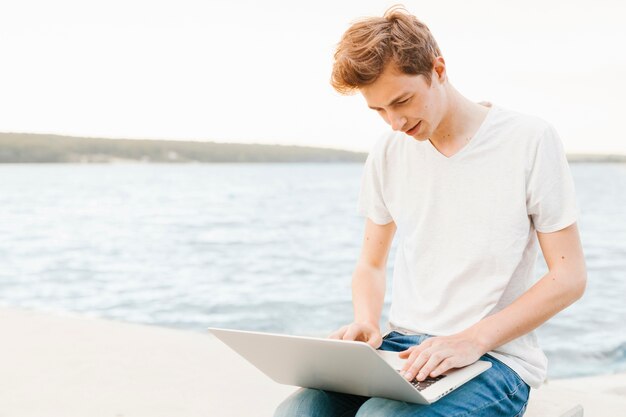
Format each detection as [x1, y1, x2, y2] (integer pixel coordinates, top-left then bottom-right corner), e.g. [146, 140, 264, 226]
[208, 327, 491, 404]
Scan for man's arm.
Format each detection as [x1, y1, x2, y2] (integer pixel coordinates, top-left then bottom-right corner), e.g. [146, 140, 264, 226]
[329, 218, 396, 347]
[400, 222, 587, 381]
[471, 222, 587, 351]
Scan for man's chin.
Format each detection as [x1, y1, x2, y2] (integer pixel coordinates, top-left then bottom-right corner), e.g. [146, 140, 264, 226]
[408, 134, 429, 142]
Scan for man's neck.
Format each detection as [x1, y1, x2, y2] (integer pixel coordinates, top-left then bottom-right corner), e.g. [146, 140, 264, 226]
[429, 87, 491, 157]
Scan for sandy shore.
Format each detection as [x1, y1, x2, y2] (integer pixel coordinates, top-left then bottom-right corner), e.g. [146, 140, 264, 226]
[1, 307, 624, 416]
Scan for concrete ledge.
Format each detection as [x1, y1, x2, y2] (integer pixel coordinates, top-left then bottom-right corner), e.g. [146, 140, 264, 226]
[0, 307, 296, 417]
[525, 389, 584, 417]
[1, 307, 624, 416]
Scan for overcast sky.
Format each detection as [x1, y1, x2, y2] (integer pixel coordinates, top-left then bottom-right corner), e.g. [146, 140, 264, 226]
[1, 0, 624, 154]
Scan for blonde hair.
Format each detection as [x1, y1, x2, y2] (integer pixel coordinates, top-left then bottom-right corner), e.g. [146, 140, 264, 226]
[331, 5, 442, 95]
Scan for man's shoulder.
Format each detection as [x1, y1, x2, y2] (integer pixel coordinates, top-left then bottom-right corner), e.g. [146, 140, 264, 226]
[487, 105, 564, 166]
[490, 104, 555, 139]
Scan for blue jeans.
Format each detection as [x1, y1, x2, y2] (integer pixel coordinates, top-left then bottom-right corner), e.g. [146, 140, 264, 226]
[274, 331, 530, 417]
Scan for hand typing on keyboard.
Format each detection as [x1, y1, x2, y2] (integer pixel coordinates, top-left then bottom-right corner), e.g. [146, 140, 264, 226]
[398, 331, 487, 382]
[398, 370, 447, 391]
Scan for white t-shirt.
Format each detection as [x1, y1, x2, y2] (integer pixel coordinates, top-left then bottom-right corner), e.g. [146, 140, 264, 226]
[357, 103, 579, 388]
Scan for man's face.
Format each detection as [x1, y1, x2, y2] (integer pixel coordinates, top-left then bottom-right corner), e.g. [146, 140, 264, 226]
[360, 63, 444, 141]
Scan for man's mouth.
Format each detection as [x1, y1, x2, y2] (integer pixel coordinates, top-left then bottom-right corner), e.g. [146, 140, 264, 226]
[405, 121, 421, 135]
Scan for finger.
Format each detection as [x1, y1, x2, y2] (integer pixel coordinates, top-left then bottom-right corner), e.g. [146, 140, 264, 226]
[342, 325, 361, 341]
[416, 350, 452, 381]
[400, 337, 437, 359]
[401, 338, 436, 370]
[401, 345, 425, 372]
[402, 349, 432, 381]
[401, 337, 433, 358]
[367, 332, 383, 348]
[328, 325, 348, 340]
[430, 357, 455, 377]
[328, 329, 343, 339]
[398, 346, 417, 358]
[418, 338, 434, 349]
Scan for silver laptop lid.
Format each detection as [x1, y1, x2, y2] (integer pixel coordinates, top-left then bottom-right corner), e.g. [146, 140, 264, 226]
[208, 327, 491, 404]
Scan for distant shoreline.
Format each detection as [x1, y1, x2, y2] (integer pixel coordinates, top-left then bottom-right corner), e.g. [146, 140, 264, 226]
[0, 132, 367, 163]
[566, 154, 626, 163]
[1, 132, 624, 163]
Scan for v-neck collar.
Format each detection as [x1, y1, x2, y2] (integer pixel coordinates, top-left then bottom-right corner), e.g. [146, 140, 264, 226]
[426, 103, 496, 162]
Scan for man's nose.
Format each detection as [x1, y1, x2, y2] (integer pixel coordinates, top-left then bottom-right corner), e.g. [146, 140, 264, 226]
[389, 113, 407, 131]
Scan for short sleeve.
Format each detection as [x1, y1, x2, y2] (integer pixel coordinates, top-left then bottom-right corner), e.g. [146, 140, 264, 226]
[357, 142, 393, 225]
[526, 124, 579, 233]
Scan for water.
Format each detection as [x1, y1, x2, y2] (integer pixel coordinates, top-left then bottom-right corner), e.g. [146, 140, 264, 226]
[1, 163, 625, 379]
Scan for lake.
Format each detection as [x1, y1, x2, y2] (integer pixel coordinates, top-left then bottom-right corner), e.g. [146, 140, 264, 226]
[0, 162, 625, 379]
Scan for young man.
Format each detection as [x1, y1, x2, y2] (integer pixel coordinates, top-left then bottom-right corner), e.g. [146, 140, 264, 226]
[274, 6, 586, 417]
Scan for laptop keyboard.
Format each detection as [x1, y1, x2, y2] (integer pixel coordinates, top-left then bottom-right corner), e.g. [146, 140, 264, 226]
[401, 372, 447, 391]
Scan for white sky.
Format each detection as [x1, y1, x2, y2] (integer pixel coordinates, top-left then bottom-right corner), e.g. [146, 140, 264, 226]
[1, 0, 624, 154]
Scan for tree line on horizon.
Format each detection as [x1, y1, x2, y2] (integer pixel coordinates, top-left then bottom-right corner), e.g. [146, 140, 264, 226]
[0, 132, 623, 163]
[0, 133, 367, 163]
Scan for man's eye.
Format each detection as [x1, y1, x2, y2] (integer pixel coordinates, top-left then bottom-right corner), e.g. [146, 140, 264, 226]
[398, 98, 410, 105]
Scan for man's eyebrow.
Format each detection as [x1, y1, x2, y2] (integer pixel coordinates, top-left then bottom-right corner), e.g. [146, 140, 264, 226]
[368, 93, 411, 110]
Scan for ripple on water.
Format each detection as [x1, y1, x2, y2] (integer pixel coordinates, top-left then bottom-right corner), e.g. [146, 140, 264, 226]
[0, 163, 624, 378]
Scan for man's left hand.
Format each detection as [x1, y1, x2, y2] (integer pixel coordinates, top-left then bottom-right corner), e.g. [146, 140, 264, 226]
[398, 331, 488, 382]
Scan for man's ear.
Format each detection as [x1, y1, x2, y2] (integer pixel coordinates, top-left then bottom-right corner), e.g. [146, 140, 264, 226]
[432, 56, 447, 83]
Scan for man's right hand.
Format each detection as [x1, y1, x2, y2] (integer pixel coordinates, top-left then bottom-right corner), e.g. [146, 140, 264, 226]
[328, 322, 383, 349]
